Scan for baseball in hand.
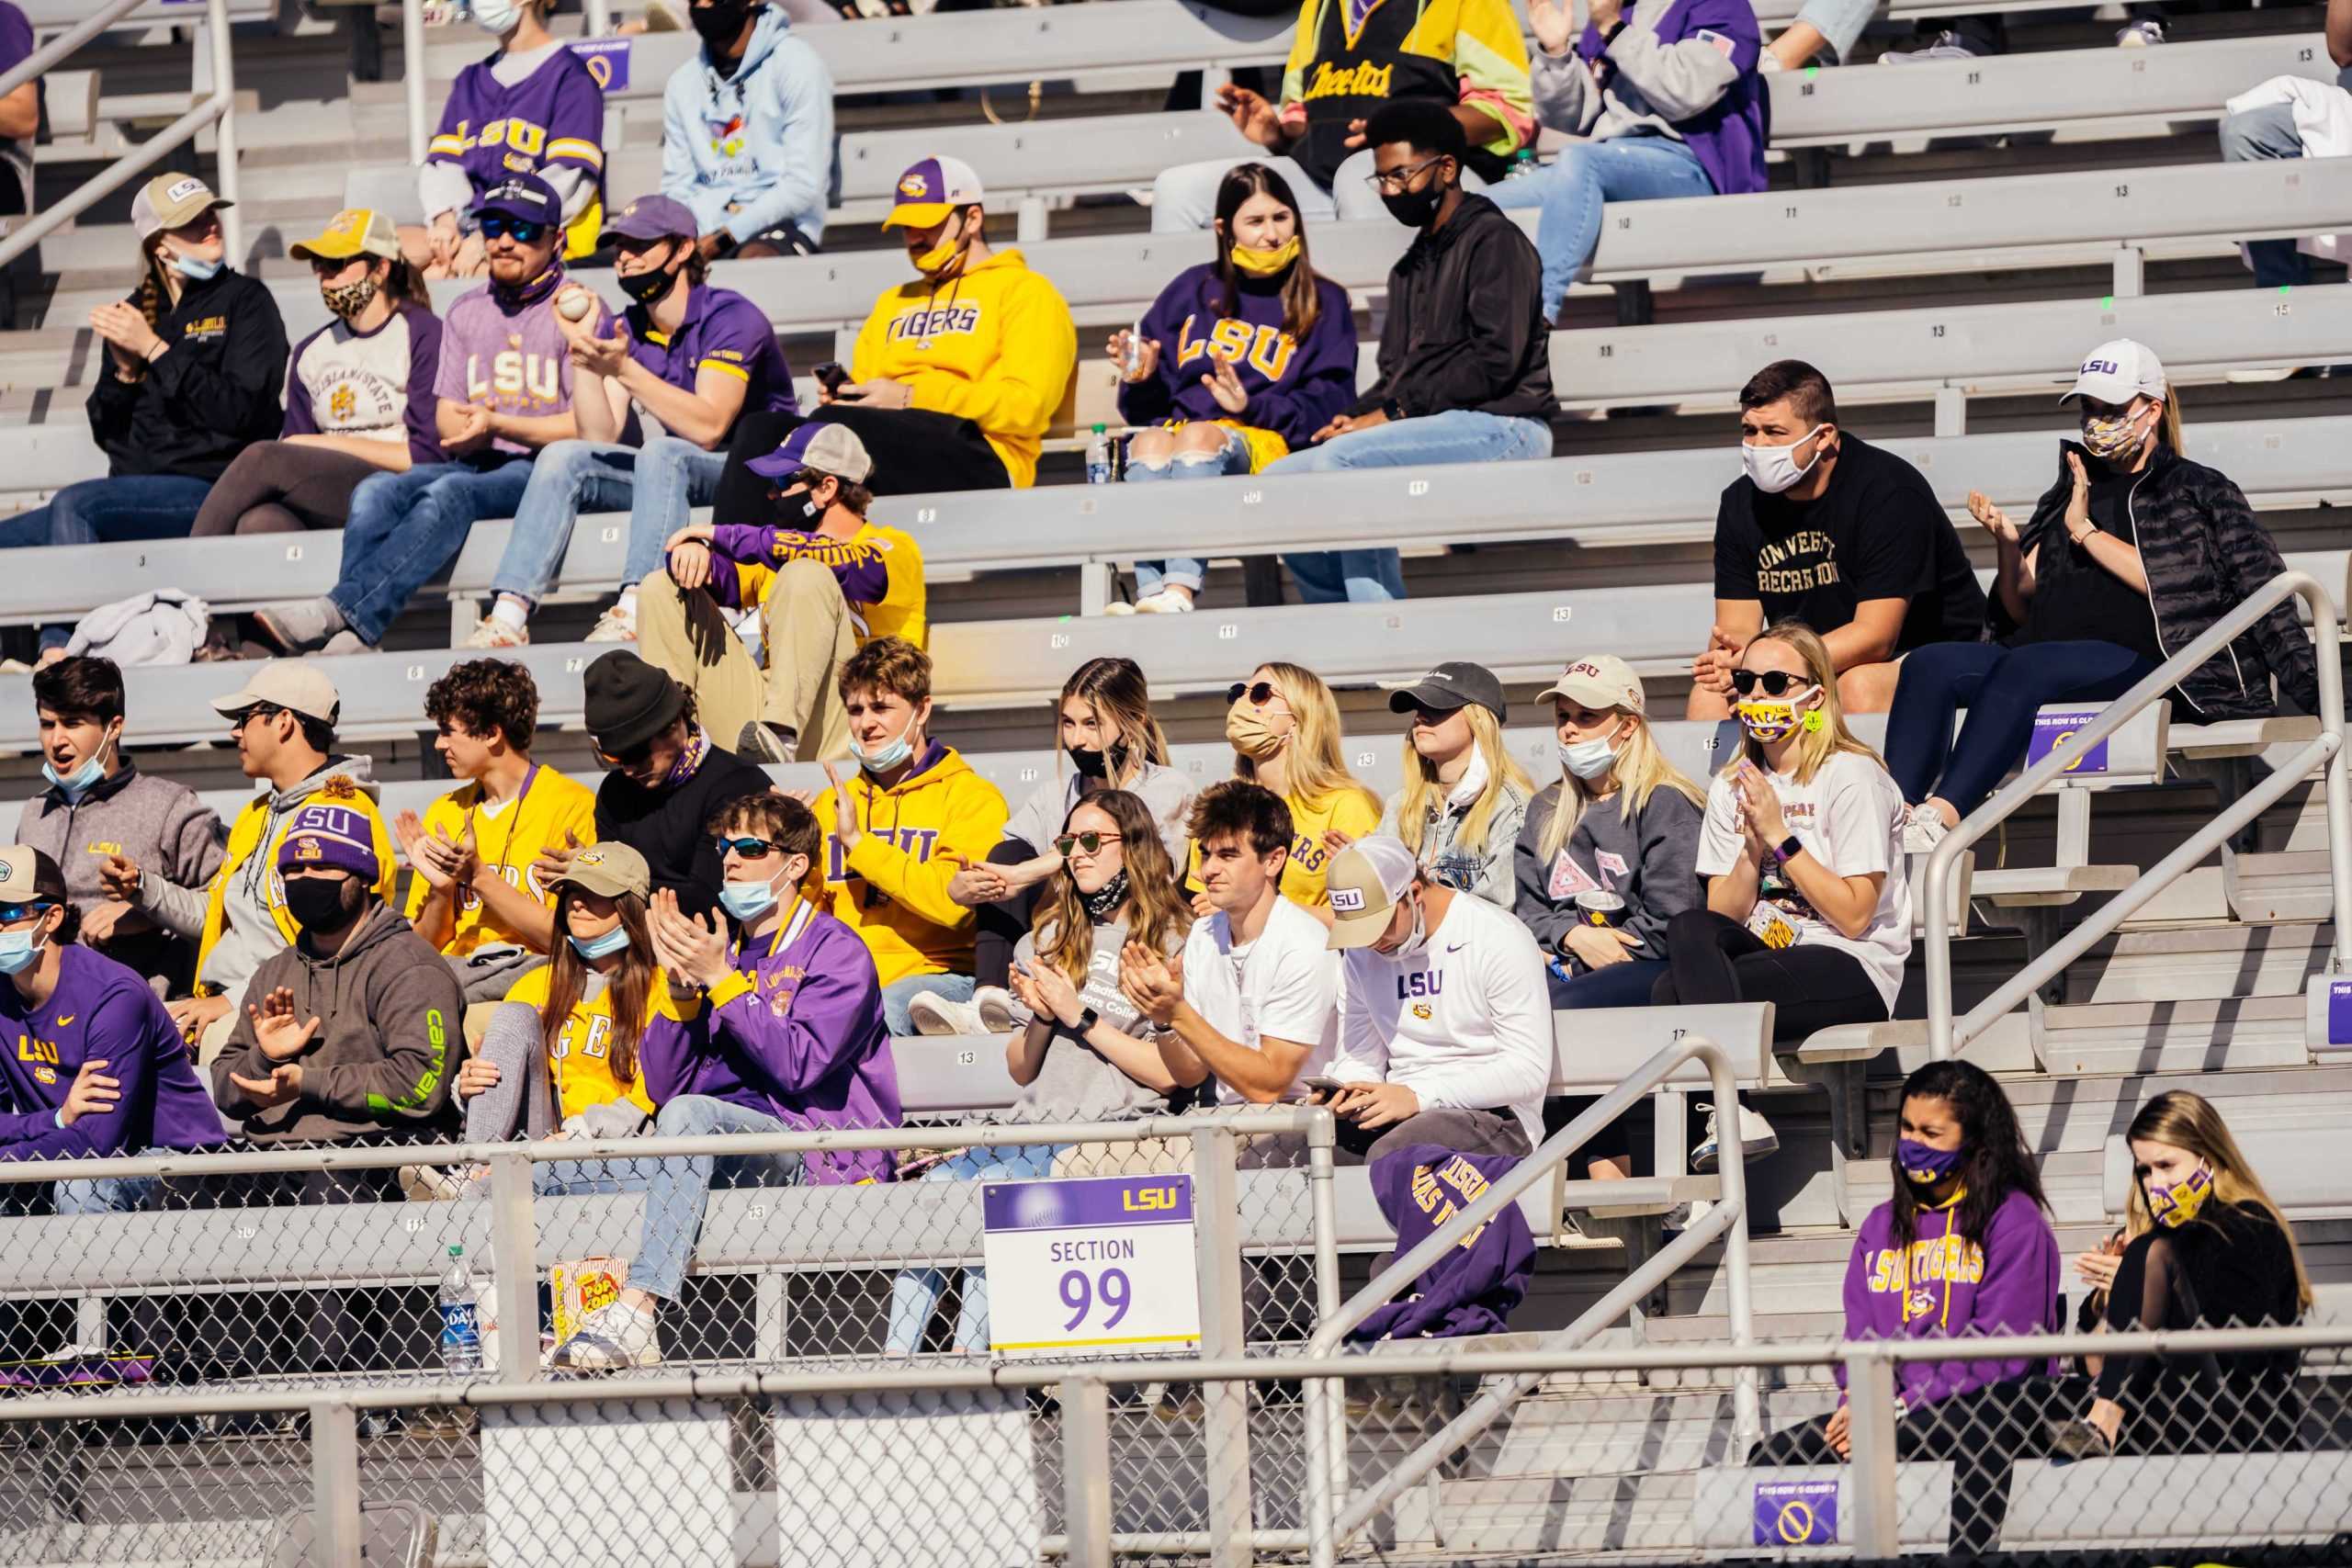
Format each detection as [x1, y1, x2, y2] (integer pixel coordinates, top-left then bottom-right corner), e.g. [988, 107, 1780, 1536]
[556, 288, 594, 322]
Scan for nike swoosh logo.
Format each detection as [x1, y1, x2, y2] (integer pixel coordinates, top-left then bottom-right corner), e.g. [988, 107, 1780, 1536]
[1444, 943, 1466, 953]
[53, 1016, 74, 1026]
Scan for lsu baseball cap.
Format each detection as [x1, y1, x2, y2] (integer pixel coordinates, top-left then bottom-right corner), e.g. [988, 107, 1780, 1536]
[0, 845, 65, 908]
[131, 172, 231, 243]
[1537, 654, 1646, 716]
[1386, 660, 1507, 721]
[1326, 835, 1421, 952]
[210, 660, 341, 727]
[748, 422, 876, 486]
[599, 194, 699, 248]
[289, 208, 401, 265]
[553, 840, 652, 901]
[277, 804, 381, 883]
[883, 155, 984, 229]
[2062, 338, 2167, 405]
[469, 173, 563, 230]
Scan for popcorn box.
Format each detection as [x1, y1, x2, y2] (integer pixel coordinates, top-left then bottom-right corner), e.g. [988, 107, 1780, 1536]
[552, 1256, 630, 1345]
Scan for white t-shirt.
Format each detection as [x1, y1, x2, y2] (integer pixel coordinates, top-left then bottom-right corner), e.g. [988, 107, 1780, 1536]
[1330, 892, 1554, 1150]
[1694, 750, 1913, 1010]
[1179, 894, 1339, 1100]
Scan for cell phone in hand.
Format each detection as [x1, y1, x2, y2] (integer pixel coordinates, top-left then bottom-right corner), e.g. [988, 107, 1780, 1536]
[1301, 1075, 1351, 1099]
[812, 361, 851, 394]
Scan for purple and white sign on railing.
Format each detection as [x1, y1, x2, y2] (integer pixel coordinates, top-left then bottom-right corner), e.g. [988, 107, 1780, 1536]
[981, 1172, 1201, 1359]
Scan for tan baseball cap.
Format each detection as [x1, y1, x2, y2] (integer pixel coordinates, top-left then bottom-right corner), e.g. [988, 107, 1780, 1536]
[131, 172, 231, 243]
[210, 660, 341, 727]
[0, 845, 64, 907]
[1537, 654, 1646, 716]
[290, 208, 401, 264]
[555, 840, 651, 901]
[1326, 835, 1420, 952]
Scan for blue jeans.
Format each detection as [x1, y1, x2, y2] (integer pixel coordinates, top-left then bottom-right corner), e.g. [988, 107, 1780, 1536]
[1122, 424, 1250, 596]
[883, 1142, 1061, 1352]
[624, 1094, 801, 1303]
[492, 436, 729, 607]
[333, 459, 535, 646]
[1547, 957, 1671, 1010]
[0, 474, 217, 649]
[879, 971, 976, 1037]
[1269, 411, 1553, 603]
[2219, 102, 2310, 289]
[1487, 136, 1715, 322]
[1884, 638, 2160, 817]
[56, 1169, 160, 1214]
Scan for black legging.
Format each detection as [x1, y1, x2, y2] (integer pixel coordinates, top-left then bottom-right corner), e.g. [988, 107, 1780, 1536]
[188, 441, 388, 536]
[973, 836, 1044, 990]
[2094, 1229, 2301, 1451]
[713, 405, 1012, 522]
[1648, 908, 1890, 1040]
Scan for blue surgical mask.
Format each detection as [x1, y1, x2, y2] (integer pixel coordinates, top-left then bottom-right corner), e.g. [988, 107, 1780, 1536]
[42, 753, 105, 803]
[1559, 737, 1617, 782]
[718, 877, 778, 920]
[170, 253, 222, 282]
[855, 720, 917, 776]
[0, 930, 42, 976]
[569, 926, 630, 961]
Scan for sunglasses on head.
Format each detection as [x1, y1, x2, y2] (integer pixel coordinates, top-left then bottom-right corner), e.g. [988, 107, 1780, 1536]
[477, 215, 548, 243]
[716, 836, 788, 860]
[1730, 670, 1809, 697]
[1054, 831, 1123, 856]
[1227, 681, 1276, 706]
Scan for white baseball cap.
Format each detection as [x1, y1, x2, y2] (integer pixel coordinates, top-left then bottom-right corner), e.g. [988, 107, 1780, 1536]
[1326, 835, 1421, 952]
[2061, 338, 2167, 406]
[1537, 654, 1646, 716]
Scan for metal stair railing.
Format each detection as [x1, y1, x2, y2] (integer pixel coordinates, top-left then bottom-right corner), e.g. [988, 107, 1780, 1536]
[1298, 1031, 1759, 1568]
[1924, 569, 2351, 1060]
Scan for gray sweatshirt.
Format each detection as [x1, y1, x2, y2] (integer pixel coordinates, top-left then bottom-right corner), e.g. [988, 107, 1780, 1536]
[1001, 761, 1194, 863]
[1532, 0, 1744, 143]
[996, 920, 1182, 1125]
[1379, 776, 1530, 910]
[15, 762, 223, 977]
[1513, 778, 1704, 967]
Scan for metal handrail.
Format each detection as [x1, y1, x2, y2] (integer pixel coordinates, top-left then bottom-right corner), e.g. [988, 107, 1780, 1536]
[1300, 1032, 1758, 1568]
[404, 0, 614, 167]
[0, 0, 243, 271]
[1924, 568, 2352, 1060]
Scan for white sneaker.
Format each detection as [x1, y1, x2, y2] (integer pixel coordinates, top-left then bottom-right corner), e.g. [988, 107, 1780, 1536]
[973, 985, 1020, 1033]
[2115, 18, 2164, 45]
[906, 991, 986, 1035]
[399, 1163, 464, 1201]
[1902, 804, 1951, 855]
[548, 1302, 661, 1371]
[1691, 1102, 1780, 1171]
[585, 604, 638, 643]
[1133, 589, 1195, 614]
[463, 616, 529, 649]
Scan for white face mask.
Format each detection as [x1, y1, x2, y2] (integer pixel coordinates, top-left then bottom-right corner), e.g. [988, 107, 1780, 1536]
[1387, 894, 1429, 961]
[1559, 735, 1617, 782]
[474, 0, 525, 32]
[1742, 424, 1827, 495]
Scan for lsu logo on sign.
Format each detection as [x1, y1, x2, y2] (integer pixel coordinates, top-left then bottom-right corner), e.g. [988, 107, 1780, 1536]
[1122, 1185, 1182, 1213]
[1329, 886, 1366, 913]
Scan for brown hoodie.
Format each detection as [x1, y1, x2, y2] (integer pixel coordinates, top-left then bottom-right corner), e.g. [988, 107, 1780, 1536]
[209, 900, 462, 1145]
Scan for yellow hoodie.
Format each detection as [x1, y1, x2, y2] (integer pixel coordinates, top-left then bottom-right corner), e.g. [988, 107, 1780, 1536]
[196, 769, 399, 994]
[815, 742, 1009, 987]
[850, 248, 1078, 489]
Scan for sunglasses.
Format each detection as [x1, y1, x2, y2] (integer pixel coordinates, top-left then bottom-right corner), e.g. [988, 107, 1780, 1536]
[1054, 831, 1124, 856]
[716, 836, 789, 860]
[1227, 681, 1277, 706]
[1730, 670, 1808, 697]
[477, 215, 548, 243]
[594, 741, 655, 770]
[227, 703, 286, 728]
[0, 901, 52, 924]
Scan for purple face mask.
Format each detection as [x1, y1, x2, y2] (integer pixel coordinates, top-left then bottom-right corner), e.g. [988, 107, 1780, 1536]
[1897, 1136, 1966, 1185]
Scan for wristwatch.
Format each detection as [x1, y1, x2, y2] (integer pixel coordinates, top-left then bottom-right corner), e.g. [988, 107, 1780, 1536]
[1382, 396, 1406, 423]
[1074, 1006, 1101, 1034]
[1777, 833, 1804, 863]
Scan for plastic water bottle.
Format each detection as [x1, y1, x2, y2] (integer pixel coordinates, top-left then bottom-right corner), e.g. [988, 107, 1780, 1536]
[1505, 148, 1541, 180]
[1086, 423, 1114, 485]
[438, 1245, 481, 1375]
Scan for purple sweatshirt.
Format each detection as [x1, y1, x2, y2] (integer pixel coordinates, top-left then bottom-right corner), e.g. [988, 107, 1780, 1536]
[1568, 0, 1769, 198]
[435, 269, 608, 460]
[1838, 1186, 2062, 1409]
[0, 946, 224, 1159]
[1115, 262, 1358, 447]
[428, 46, 605, 211]
[1348, 1143, 1534, 1342]
[639, 897, 899, 1183]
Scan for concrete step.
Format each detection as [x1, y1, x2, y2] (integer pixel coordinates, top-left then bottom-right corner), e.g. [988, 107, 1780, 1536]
[2054, 918, 2331, 1007]
[2032, 991, 2314, 1075]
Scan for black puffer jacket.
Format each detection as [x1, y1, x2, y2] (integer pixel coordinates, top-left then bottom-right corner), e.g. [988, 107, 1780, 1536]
[1998, 442, 2319, 721]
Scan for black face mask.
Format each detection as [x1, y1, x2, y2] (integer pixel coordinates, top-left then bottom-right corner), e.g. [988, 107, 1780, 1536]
[691, 0, 754, 46]
[615, 254, 679, 306]
[285, 875, 357, 934]
[1381, 177, 1446, 230]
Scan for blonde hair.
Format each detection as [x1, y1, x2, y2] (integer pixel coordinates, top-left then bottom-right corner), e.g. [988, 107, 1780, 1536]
[2121, 1089, 2312, 1314]
[1237, 661, 1381, 820]
[1033, 790, 1191, 986]
[1722, 622, 1883, 786]
[1539, 709, 1706, 865]
[1396, 702, 1534, 863]
[2154, 384, 2185, 456]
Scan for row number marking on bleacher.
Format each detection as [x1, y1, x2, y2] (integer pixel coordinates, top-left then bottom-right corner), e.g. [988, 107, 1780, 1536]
[406, 665, 425, 682]
[1242, 489, 1261, 505]
[599, 526, 620, 544]
[1218, 623, 1238, 639]
[283, 544, 302, 561]
[1408, 479, 1429, 497]
[1552, 606, 1572, 623]
[1050, 632, 1069, 650]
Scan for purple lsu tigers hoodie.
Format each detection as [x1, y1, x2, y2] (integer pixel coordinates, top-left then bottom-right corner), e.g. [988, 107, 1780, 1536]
[1838, 1185, 2063, 1409]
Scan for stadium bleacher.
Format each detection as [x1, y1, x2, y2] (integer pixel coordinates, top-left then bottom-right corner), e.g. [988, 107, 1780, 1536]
[1, 0, 2349, 1562]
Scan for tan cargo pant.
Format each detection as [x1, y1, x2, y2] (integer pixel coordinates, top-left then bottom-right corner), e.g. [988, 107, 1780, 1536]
[636, 560, 854, 761]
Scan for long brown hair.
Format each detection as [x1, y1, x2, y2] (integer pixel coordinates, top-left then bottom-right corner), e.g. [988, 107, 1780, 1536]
[2123, 1089, 2312, 1313]
[127, 235, 173, 380]
[1052, 657, 1170, 788]
[1033, 790, 1191, 985]
[539, 886, 657, 1089]
[1209, 162, 1322, 344]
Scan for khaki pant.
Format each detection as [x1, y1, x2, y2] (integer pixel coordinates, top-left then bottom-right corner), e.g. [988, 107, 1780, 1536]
[637, 560, 854, 761]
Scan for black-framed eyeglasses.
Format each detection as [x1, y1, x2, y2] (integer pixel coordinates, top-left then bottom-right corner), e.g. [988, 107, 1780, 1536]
[0, 901, 52, 924]
[1363, 154, 1446, 194]
[1227, 681, 1277, 706]
[477, 215, 548, 243]
[1730, 670, 1805, 697]
[1054, 831, 1124, 856]
[717, 836, 788, 860]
